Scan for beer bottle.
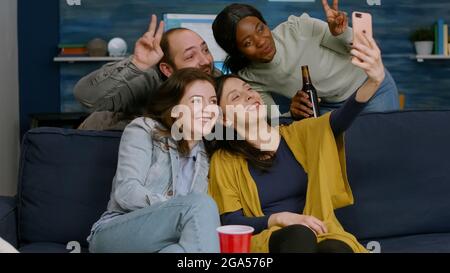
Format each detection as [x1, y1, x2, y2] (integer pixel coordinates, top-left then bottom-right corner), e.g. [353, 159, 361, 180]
[301, 65, 320, 118]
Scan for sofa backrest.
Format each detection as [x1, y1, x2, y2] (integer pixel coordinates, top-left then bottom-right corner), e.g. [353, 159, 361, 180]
[18, 128, 122, 247]
[337, 110, 450, 241]
[17, 111, 450, 247]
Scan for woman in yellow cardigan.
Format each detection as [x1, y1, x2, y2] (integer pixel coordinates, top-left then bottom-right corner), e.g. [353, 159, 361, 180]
[207, 32, 384, 253]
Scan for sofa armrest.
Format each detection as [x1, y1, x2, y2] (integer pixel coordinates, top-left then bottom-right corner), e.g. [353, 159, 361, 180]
[0, 196, 18, 248]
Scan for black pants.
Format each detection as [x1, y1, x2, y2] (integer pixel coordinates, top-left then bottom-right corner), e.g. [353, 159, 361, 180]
[269, 225, 354, 253]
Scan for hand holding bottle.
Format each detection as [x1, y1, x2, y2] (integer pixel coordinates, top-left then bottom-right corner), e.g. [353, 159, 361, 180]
[290, 66, 322, 120]
[290, 91, 315, 120]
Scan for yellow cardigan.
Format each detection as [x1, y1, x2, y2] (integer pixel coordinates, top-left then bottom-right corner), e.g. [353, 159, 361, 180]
[208, 113, 368, 253]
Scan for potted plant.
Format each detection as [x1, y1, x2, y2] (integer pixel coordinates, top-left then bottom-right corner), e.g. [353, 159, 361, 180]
[410, 28, 434, 55]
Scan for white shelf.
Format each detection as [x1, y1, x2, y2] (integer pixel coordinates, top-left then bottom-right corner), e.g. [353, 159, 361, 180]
[54, 56, 127, 63]
[413, 55, 450, 62]
[382, 54, 412, 58]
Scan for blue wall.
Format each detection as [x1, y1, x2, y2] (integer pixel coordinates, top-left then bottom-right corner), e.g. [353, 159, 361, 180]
[18, 0, 60, 136]
[19, 1, 450, 133]
[58, 0, 450, 111]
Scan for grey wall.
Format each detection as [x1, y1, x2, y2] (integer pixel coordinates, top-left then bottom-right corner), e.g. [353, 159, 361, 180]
[0, 0, 20, 196]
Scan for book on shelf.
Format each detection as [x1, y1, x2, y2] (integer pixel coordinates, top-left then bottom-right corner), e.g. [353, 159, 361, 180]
[434, 24, 438, 54]
[434, 19, 449, 56]
[444, 24, 449, 56]
[59, 50, 88, 56]
[438, 19, 444, 55]
[58, 43, 86, 48]
[433, 24, 439, 55]
[58, 43, 88, 56]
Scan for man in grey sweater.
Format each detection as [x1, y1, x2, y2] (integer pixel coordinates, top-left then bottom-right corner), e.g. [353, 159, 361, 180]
[74, 15, 220, 130]
[212, 1, 399, 120]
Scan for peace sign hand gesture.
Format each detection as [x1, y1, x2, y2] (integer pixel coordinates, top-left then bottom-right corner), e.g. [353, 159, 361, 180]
[132, 14, 165, 71]
[322, 0, 348, 36]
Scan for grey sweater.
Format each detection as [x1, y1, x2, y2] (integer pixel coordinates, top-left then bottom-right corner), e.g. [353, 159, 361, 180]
[74, 56, 222, 113]
[238, 13, 368, 117]
[73, 56, 163, 112]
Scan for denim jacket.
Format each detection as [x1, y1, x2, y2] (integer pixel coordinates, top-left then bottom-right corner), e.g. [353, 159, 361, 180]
[89, 117, 210, 238]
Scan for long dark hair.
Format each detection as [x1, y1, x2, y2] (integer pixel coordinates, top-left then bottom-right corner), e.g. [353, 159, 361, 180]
[205, 74, 275, 172]
[212, 3, 267, 74]
[146, 67, 215, 156]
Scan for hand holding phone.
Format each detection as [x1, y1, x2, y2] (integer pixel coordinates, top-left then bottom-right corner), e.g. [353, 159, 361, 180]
[350, 12, 385, 87]
[352, 12, 373, 45]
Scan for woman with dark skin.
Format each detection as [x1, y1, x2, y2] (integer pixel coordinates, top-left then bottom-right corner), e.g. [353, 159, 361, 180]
[212, 1, 399, 120]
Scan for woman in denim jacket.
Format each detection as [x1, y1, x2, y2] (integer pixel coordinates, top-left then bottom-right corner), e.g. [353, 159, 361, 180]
[88, 68, 221, 253]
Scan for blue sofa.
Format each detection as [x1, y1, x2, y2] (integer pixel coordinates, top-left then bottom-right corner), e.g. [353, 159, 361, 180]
[1, 110, 450, 253]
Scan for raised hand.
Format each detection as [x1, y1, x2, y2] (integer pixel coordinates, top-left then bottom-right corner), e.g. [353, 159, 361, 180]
[132, 14, 165, 71]
[322, 0, 348, 36]
[351, 32, 385, 85]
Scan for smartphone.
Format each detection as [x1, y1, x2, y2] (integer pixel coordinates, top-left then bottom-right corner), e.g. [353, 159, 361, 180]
[352, 11, 373, 45]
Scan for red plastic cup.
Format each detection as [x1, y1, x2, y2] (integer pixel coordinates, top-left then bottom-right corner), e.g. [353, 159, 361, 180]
[217, 225, 254, 253]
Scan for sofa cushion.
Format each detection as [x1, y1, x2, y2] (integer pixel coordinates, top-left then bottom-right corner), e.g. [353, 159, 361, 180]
[337, 110, 450, 241]
[0, 196, 17, 247]
[18, 128, 122, 247]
